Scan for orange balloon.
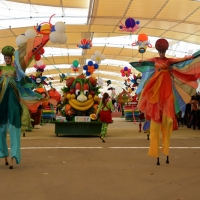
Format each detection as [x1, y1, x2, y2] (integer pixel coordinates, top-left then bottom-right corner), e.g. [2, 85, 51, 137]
[138, 33, 148, 42]
[65, 104, 71, 113]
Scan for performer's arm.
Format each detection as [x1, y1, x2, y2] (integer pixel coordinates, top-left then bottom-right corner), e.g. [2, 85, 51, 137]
[169, 55, 193, 64]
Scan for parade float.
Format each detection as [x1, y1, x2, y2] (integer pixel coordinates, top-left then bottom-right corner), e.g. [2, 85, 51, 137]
[55, 74, 102, 136]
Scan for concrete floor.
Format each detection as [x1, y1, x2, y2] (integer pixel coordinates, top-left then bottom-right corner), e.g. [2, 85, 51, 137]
[0, 118, 200, 200]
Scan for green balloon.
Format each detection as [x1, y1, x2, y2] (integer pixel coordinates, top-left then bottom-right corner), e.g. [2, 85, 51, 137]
[73, 60, 79, 67]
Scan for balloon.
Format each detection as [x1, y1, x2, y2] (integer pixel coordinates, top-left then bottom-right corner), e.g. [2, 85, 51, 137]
[136, 21, 140, 25]
[38, 48, 45, 55]
[16, 35, 28, 46]
[125, 18, 135, 28]
[91, 55, 96, 60]
[49, 32, 60, 43]
[138, 33, 148, 42]
[55, 21, 66, 33]
[36, 60, 44, 66]
[124, 67, 128, 71]
[35, 54, 41, 61]
[101, 54, 106, 60]
[51, 25, 55, 32]
[86, 71, 91, 76]
[73, 60, 79, 67]
[25, 29, 37, 38]
[88, 61, 93, 66]
[95, 50, 101, 56]
[83, 65, 88, 70]
[94, 64, 99, 69]
[136, 79, 141, 83]
[120, 69, 124, 73]
[59, 33, 67, 44]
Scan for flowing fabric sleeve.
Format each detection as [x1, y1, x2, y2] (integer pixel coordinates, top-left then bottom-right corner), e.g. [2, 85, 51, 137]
[129, 61, 155, 95]
[169, 51, 200, 115]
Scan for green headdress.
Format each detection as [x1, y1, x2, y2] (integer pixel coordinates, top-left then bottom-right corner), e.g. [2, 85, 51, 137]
[1, 46, 15, 57]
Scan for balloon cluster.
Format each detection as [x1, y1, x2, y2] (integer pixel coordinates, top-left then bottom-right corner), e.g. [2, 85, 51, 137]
[71, 60, 79, 72]
[49, 21, 67, 44]
[120, 67, 131, 77]
[132, 33, 152, 53]
[91, 51, 106, 64]
[77, 38, 92, 49]
[83, 61, 99, 76]
[119, 18, 140, 33]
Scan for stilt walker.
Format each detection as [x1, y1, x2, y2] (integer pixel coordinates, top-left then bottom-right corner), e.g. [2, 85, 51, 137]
[130, 38, 200, 165]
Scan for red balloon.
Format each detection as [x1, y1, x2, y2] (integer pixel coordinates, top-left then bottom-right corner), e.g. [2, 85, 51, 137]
[35, 54, 41, 61]
[39, 48, 45, 55]
[138, 33, 148, 42]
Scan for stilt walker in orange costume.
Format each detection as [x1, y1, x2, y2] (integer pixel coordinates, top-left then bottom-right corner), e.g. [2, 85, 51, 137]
[130, 38, 200, 165]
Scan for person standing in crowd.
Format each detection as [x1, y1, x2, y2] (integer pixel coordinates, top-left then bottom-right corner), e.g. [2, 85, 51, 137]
[188, 95, 199, 130]
[96, 92, 114, 142]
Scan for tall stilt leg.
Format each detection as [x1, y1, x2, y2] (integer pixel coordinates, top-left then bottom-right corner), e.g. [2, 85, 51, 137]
[166, 156, 169, 164]
[157, 157, 160, 165]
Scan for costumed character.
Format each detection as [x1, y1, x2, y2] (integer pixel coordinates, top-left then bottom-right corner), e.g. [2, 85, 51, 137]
[95, 92, 114, 142]
[130, 38, 200, 165]
[29, 88, 49, 128]
[0, 46, 22, 168]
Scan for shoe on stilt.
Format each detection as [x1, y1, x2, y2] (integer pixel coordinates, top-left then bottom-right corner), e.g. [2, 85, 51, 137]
[157, 157, 160, 165]
[166, 156, 169, 164]
[9, 166, 13, 169]
[5, 162, 9, 166]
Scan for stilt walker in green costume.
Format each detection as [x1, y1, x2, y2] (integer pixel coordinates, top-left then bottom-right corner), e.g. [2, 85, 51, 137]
[0, 46, 22, 169]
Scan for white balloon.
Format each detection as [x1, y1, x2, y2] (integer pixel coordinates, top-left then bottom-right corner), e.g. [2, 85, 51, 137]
[95, 59, 101, 64]
[16, 35, 28, 46]
[25, 29, 37, 38]
[50, 31, 60, 43]
[95, 50, 101, 56]
[36, 60, 44, 66]
[91, 55, 96, 60]
[55, 21, 66, 33]
[101, 54, 106, 60]
[59, 33, 68, 44]
[136, 79, 141, 83]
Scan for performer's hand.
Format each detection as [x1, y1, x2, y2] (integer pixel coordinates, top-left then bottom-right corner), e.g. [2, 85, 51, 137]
[184, 55, 194, 60]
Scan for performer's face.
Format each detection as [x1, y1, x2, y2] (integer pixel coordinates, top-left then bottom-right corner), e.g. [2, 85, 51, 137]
[158, 51, 166, 58]
[4, 56, 12, 65]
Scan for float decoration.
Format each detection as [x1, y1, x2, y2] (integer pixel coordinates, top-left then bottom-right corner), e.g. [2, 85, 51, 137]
[91, 50, 106, 64]
[83, 60, 99, 76]
[60, 74, 101, 121]
[77, 38, 92, 49]
[59, 73, 67, 83]
[132, 33, 152, 53]
[119, 17, 140, 33]
[120, 66, 131, 77]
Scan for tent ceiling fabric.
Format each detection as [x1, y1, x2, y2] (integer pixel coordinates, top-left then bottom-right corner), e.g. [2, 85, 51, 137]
[2, 0, 200, 90]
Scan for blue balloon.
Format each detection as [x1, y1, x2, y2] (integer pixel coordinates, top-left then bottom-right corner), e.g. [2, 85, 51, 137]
[125, 18, 135, 28]
[36, 26, 41, 32]
[94, 64, 99, 69]
[136, 21, 140, 25]
[51, 25, 55, 32]
[86, 71, 91, 76]
[119, 25, 123, 29]
[83, 65, 88, 70]
[88, 61, 93, 66]
[124, 66, 128, 71]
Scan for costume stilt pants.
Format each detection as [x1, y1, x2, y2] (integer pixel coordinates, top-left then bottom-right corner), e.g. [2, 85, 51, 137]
[0, 122, 21, 164]
[101, 123, 108, 138]
[148, 115, 173, 157]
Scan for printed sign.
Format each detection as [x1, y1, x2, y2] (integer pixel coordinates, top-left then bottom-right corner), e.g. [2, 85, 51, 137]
[75, 116, 91, 122]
